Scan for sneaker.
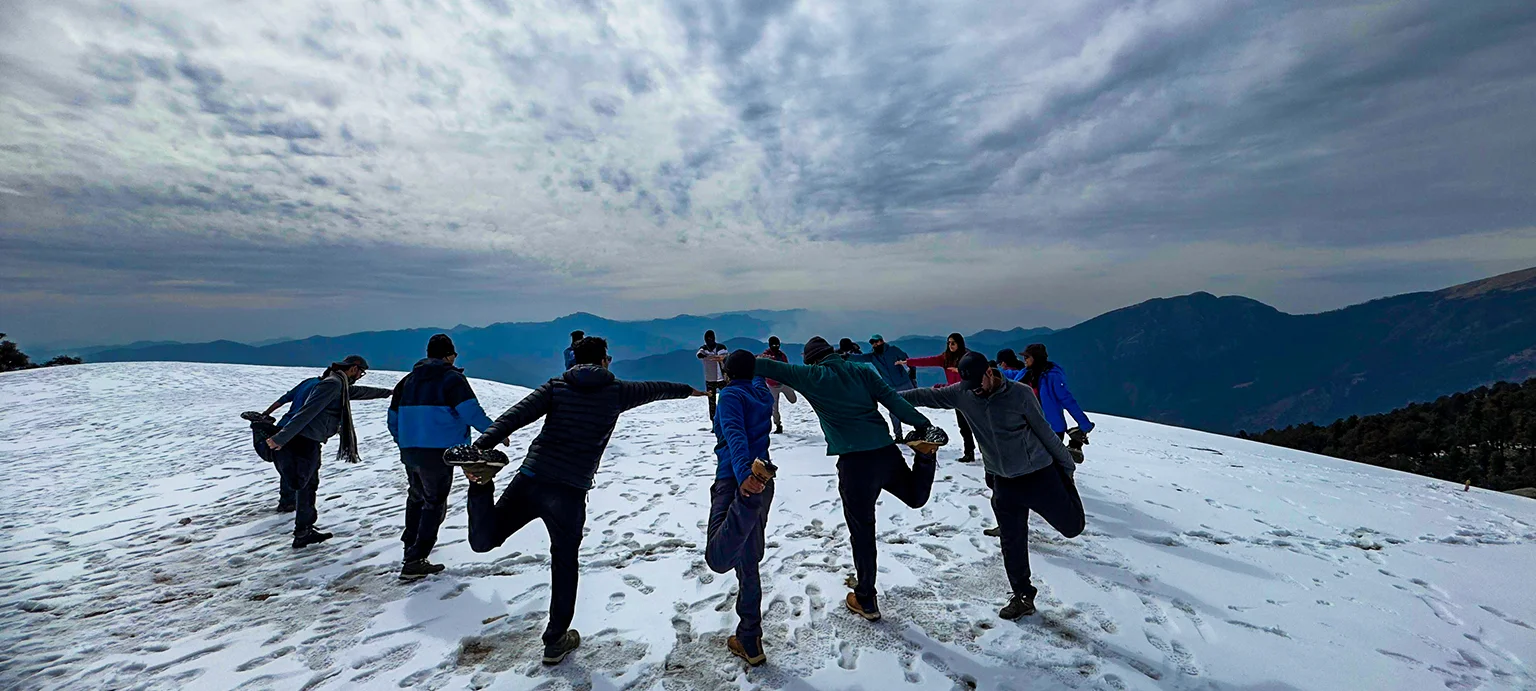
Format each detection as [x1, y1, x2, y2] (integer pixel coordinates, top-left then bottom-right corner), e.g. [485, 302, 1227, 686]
[999, 593, 1036, 620]
[845, 592, 881, 622]
[542, 629, 581, 665]
[983, 526, 1002, 538]
[727, 635, 766, 666]
[399, 559, 446, 581]
[292, 529, 333, 549]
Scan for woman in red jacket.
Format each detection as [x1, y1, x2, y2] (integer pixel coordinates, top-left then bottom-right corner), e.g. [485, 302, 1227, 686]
[898, 333, 976, 463]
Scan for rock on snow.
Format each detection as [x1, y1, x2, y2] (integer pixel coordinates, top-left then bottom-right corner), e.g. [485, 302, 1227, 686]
[0, 362, 1532, 690]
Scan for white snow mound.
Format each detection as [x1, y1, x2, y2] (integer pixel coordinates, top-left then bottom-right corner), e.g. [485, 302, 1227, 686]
[1, 362, 1533, 690]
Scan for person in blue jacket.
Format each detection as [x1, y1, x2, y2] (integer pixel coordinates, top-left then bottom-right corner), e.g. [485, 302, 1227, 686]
[1022, 344, 1094, 439]
[563, 330, 584, 370]
[847, 334, 914, 438]
[996, 349, 1028, 383]
[705, 349, 777, 667]
[387, 334, 499, 580]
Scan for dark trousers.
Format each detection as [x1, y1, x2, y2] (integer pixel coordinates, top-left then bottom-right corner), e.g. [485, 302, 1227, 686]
[706, 380, 726, 420]
[889, 410, 904, 440]
[467, 473, 588, 645]
[273, 436, 322, 535]
[836, 444, 937, 606]
[705, 477, 774, 641]
[401, 450, 454, 562]
[956, 411, 975, 458]
[252, 424, 293, 507]
[989, 465, 1085, 598]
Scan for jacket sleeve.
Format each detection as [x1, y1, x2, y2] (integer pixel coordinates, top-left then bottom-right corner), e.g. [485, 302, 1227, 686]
[451, 377, 497, 434]
[865, 367, 931, 428]
[273, 383, 300, 407]
[618, 380, 695, 411]
[847, 352, 875, 363]
[905, 354, 946, 368]
[900, 384, 960, 410]
[716, 390, 754, 484]
[696, 347, 710, 359]
[474, 383, 554, 448]
[754, 358, 812, 390]
[272, 378, 342, 446]
[1020, 386, 1076, 471]
[1051, 371, 1095, 432]
[348, 385, 395, 400]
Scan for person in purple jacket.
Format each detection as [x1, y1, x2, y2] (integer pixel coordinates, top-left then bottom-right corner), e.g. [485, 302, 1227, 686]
[1022, 344, 1094, 440]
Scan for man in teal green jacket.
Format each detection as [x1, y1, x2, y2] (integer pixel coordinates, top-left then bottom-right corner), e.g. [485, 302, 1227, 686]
[755, 336, 935, 622]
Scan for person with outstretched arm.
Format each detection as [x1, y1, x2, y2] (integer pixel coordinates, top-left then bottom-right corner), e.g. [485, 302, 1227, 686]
[901, 352, 1084, 620]
[264, 355, 393, 548]
[759, 336, 797, 434]
[705, 350, 778, 666]
[451, 337, 703, 666]
[386, 334, 501, 581]
[846, 334, 914, 439]
[755, 336, 936, 623]
[1022, 343, 1094, 441]
[698, 330, 729, 420]
[899, 332, 977, 463]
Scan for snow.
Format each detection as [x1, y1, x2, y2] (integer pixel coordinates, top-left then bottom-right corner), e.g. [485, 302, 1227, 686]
[1, 362, 1532, 690]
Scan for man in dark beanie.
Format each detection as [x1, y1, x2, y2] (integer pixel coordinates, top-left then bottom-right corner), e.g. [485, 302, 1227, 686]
[386, 334, 499, 580]
[1022, 343, 1094, 441]
[264, 355, 393, 548]
[704, 349, 777, 665]
[755, 336, 937, 622]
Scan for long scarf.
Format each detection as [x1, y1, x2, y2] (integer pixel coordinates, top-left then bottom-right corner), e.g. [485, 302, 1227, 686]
[329, 370, 362, 464]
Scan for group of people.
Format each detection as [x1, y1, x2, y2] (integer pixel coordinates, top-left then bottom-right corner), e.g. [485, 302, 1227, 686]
[242, 327, 1097, 669]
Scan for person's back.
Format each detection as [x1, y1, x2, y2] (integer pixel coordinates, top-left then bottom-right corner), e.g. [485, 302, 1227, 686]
[390, 358, 494, 453]
[275, 377, 322, 428]
[755, 340, 929, 456]
[714, 377, 774, 480]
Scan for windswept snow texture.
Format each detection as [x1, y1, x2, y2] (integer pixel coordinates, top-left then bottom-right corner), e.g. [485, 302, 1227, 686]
[1, 363, 1533, 690]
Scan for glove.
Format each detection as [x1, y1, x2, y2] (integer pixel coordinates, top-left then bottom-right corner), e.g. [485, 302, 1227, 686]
[1067, 428, 1089, 450]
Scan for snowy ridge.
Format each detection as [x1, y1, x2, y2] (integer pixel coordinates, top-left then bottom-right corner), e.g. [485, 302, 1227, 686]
[1, 362, 1532, 690]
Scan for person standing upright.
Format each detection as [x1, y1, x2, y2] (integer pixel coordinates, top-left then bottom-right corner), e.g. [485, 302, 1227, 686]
[996, 349, 1028, 383]
[759, 336, 796, 434]
[387, 334, 499, 580]
[899, 333, 978, 463]
[563, 330, 585, 370]
[264, 356, 393, 548]
[847, 334, 914, 439]
[1022, 344, 1095, 441]
[697, 330, 729, 420]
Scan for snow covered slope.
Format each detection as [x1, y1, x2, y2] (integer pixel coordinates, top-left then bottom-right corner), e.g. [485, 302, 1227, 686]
[1, 363, 1532, 690]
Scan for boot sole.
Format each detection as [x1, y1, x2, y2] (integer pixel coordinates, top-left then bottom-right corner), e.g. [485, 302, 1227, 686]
[844, 595, 881, 621]
[542, 648, 576, 665]
[731, 649, 767, 666]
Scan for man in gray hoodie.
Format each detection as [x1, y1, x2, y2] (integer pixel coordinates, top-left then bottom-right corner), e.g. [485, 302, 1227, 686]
[900, 352, 1084, 620]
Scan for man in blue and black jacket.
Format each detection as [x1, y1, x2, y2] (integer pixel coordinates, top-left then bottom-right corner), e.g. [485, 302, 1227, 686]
[387, 334, 498, 580]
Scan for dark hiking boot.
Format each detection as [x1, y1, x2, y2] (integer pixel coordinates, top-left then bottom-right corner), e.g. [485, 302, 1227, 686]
[774, 424, 784, 435]
[845, 592, 881, 622]
[903, 426, 949, 456]
[276, 503, 296, 513]
[443, 445, 509, 468]
[1000, 593, 1036, 620]
[728, 635, 766, 666]
[292, 529, 333, 549]
[958, 452, 977, 463]
[983, 526, 1002, 538]
[242, 411, 280, 434]
[542, 629, 581, 665]
[399, 559, 446, 581]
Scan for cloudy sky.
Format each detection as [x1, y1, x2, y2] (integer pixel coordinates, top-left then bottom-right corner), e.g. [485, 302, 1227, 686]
[2, 0, 1534, 347]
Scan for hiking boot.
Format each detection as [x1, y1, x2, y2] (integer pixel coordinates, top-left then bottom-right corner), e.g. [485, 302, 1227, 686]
[845, 592, 881, 622]
[443, 445, 509, 468]
[458, 463, 504, 485]
[542, 629, 581, 665]
[999, 593, 1036, 620]
[958, 453, 977, 464]
[983, 526, 1002, 538]
[399, 559, 446, 581]
[728, 635, 766, 666]
[774, 424, 784, 435]
[275, 503, 296, 513]
[292, 529, 333, 549]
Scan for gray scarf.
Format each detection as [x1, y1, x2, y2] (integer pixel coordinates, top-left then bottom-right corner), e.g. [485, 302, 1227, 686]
[328, 370, 362, 464]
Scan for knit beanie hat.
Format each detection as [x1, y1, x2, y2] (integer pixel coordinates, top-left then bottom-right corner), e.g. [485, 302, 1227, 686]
[427, 333, 456, 359]
[802, 336, 835, 365]
[958, 351, 990, 388]
[724, 349, 756, 380]
[838, 338, 859, 354]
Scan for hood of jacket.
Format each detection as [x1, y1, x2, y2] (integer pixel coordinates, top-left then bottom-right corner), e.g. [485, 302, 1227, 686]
[411, 358, 463, 376]
[562, 364, 616, 390]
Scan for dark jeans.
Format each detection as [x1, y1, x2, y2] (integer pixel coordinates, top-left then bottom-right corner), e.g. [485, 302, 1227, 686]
[989, 465, 1085, 598]
[251, 424, 293, 507]
[467, 472, 588, 645]
[705, 477, 775, 641]
[706, 380, 726, 420]
[889, 410, 904, 441]
[273, 436, 322, 535]
[401, 450, 454, 562]
[836, 444, 937, 607]
[956, 411, 975, 458]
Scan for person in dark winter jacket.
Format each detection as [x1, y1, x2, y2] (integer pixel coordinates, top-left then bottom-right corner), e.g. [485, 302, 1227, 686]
[847, 334, 914, 438]
[563, 331, 584, 370]
[265, 355, 393, 548]
[698, 330, 729, 420]
[386, 334, 499, 580]
[755, 337, 935, 623]
[901, 352, 1084, 619]
[899, 333, 977, 463]
[759, 336, 796, 434]
[705, 350, 777, 665]
[459, 337, 702, 666]
[837, 338, 863, 356]
[1023, 344, 1094, 438]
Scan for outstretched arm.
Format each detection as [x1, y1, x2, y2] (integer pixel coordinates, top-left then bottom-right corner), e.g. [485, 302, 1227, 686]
[618, 380, 696, 411]
[903, 354, 946, 368]
[474, 383, 555, 449]
[900, 384, 961, 410]
[754, 358, 814, 391]
[349, 384, 395, 400]
[864, 368, 931, 428]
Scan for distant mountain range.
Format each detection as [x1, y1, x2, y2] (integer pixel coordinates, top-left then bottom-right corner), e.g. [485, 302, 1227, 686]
[82, 268, 1536, 433]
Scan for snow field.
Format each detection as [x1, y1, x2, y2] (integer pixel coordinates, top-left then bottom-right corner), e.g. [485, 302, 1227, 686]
[1, 362, 1533, 690]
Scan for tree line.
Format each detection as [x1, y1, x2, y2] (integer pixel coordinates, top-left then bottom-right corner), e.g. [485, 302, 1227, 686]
[1239, 378, 1536, 492]
[0, 333, 83, 373]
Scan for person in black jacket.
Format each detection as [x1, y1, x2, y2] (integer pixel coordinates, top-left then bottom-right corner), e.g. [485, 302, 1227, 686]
[457, 337, 703, 666]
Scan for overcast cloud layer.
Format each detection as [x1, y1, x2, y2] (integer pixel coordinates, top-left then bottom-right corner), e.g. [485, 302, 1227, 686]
[2, 0, 1534, 346]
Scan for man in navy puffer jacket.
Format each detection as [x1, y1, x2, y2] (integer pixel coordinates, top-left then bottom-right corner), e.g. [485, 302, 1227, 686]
[387, 334, 497, 580]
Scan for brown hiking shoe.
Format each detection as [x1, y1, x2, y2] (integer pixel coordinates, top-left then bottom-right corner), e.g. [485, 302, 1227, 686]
[727, 635, 766, 666]
[845, 592, 881, 621]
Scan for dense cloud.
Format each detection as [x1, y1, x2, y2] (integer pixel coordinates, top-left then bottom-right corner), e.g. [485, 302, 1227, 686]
[1, 0, 1534, 345]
